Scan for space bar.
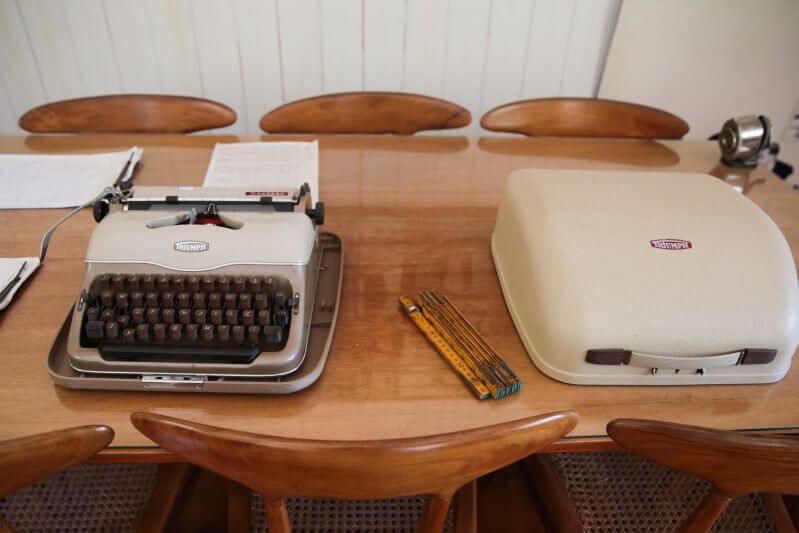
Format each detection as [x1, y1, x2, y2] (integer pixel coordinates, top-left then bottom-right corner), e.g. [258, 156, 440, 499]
[101, 344, 260, 363]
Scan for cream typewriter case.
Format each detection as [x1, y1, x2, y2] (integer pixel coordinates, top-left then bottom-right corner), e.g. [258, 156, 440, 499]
[491, 169, 799, 385]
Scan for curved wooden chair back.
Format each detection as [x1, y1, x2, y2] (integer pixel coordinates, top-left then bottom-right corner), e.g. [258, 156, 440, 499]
[19, 95, 236, 134]
[0, 425, 113, 499]
[480, 98, 689, 139]
[260, 92, 471, 134]
[132, 411, 577, 532]
[608, 419, 799, 532]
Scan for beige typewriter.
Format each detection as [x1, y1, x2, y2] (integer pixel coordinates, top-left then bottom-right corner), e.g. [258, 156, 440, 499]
[48, 185, 342, 394]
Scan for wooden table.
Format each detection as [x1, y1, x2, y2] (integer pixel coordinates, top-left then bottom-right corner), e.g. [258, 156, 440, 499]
[1, 134, 797, 459]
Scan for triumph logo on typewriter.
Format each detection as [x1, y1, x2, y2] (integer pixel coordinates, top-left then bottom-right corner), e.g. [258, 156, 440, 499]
[650, 238, 692, 250]
[174, 240, 209, 253]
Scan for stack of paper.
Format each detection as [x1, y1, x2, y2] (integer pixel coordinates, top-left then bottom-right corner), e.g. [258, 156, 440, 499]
[203, 141, 320, 199]
[0, 147, 141, 209]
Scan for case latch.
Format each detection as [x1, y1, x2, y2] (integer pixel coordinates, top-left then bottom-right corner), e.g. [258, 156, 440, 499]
[141, 375, 206, 391]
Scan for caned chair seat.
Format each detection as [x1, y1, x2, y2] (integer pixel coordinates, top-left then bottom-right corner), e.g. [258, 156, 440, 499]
[0, 463, 160, 532]
[250, 494, 454, 532]
[545, 451, 776, 532]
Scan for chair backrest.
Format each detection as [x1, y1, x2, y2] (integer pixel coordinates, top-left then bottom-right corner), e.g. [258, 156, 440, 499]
[480, 98, 689, 139]
[608, 419, 799, 532]
[19, 95, 237, 134]
[259, 92, 471, 134]
[0, 425, 114, 499]
[132, 411, 577, 532]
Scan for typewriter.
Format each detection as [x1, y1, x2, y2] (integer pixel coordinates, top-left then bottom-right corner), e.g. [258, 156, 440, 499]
[51, 184, 342, 394]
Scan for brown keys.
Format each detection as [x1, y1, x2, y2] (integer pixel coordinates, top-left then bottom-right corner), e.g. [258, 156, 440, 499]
[248, 277, 262, 293]
[217, 276, 230, 294]
[162, 308, 176, 325]
[142, 275, 155, 291]
[86, 306, 100, 321]
[162, 292, 176, 308]
[105, 322, 119, 339]
[131, 292, 144, 308]
[157, 275, 170, 291]
[136, 324, 150, 341]
[201, 324, 214, 340]
[247, 325, 260, 343]
[210, 309, 223, 325]
[257, 310, 271, 326]
[146, 308, 160, 324]
[239, 293, 252, 310]
[274, 309, 289, 326]
[231, 325, 245, 342]
[209, 293, 222, 309]
[153, 323, 167, 341]
[185, 324, 199, 341]
[131, 307, 145, 324]
[101, 290, 115, 307]
[118, 315, 130, 329]
[122, 328, 136, 344]
[100, 308, 114, 322]
[177, 292, 191, 308]
[263, 325, 283, 344]
[116, 292, 130, 311]
[168, 324, 182, 340]
[112, 274, 125, 290]
[233, 276, 245, 293]
[146, 292, 160, 307]
[225, 309, 238, 325]
[85, 320, 105, 339]
[98, 274, 112, 288]
[202, 276, 215, 292]
[217, 325, 230, 341]
[224, 293, 237, 310]
[187, 276, 200, 292]
[241, 310, 255, 326]
[194, 309, 207, 325]
[193, 292, 206, 308]
[255, 294, 269, 310]
[127, 275, 140, 291]
[178, 308, 191, 325]
[172, 276, 185, 291]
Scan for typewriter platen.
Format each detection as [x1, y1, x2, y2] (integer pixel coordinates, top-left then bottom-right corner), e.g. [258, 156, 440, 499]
[56, 184, 342, 393]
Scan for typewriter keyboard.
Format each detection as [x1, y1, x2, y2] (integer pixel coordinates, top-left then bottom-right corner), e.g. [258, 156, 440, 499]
[79, 273, 294, 363]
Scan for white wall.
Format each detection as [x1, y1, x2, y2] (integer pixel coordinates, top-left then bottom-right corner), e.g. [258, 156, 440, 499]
[599, 0, 799, 142]
[0, 0, 620, 135]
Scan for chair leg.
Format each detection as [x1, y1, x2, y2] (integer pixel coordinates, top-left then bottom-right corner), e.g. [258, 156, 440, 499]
[262, 494, 291, 533]
[227, 480, 252, 533]
[522, 454, 582, 532]
[677, 489, 731, 533]
[420, 493, 454, 533]
[761, 493, 798, 533]
[453, 481, 477, 533]
[136, 463, 194, 533]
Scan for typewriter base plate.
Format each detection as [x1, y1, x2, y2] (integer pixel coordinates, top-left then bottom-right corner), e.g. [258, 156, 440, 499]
[47, 233, 342, 394]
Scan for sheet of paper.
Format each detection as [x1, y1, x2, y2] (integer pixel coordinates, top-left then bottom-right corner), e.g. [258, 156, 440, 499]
[203, 141, 320, 200]
[0, 257, 40, 311]
[0, 147, 142, 209]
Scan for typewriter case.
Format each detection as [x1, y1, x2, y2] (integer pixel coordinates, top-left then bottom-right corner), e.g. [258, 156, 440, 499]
[491, 169, 799, 385]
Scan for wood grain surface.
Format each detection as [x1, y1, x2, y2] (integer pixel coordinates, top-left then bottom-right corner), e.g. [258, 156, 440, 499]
[0, 134, 796, 457]
[131, 411, 577, 532]
[18, 95, 237, 134]
[480, 98, 689, 139]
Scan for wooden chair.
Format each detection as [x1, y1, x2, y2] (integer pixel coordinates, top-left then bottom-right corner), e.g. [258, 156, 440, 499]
[19, 94, 236, 134]
[259, 92, 471, 135]
[527, 419, 799, 532]
[0, 426, 114, 530]
[131, 410, 578, 532]
[480, 98, 689, 139]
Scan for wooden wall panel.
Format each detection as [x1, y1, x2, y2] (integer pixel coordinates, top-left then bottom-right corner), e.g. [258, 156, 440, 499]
[0, 0, 620, 135]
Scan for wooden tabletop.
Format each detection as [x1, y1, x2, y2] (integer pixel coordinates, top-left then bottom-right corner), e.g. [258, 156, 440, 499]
[1, 134, 797, 456]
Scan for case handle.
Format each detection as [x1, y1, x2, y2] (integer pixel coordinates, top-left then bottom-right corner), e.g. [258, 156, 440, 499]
[586, 348, 776, 369]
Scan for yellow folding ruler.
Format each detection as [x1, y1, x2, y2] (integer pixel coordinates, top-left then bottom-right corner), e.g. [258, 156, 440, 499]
[400, 296, 491, 400]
